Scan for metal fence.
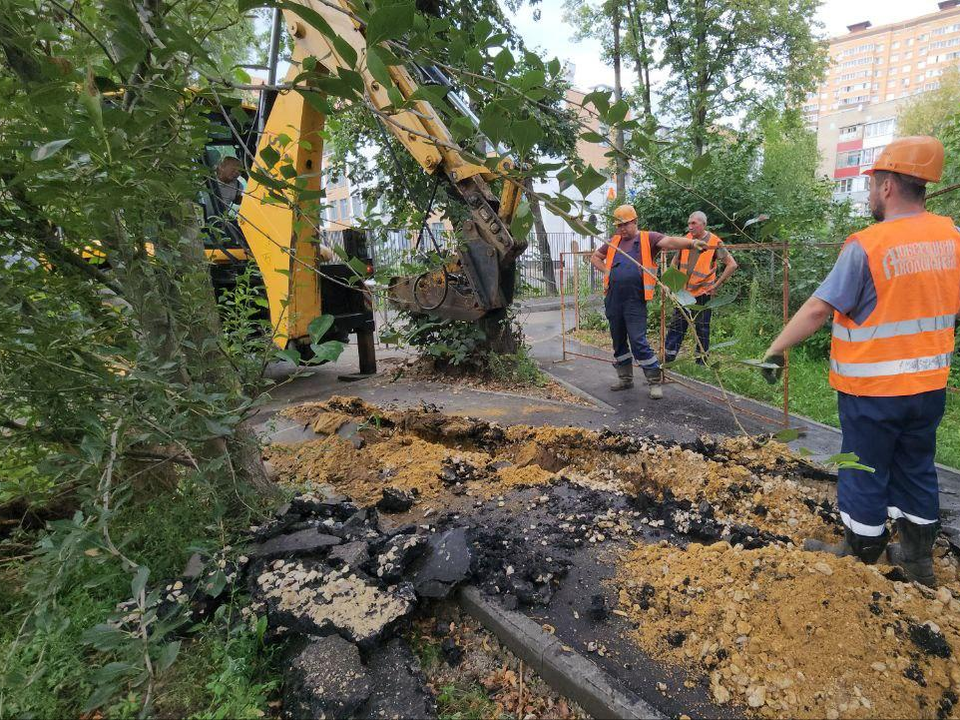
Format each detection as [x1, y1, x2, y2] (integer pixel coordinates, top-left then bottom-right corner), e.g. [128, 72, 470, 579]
[320, 229, 600, 299]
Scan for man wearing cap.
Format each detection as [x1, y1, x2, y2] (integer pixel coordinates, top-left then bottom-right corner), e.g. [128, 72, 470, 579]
[761, 136, 960, 586]
[664, 210, 739, 365]
[590, 204, 708, 399]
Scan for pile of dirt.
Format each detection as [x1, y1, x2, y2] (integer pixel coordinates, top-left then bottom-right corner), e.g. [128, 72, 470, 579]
[616, 540, 960, 718]
[384, 356, 593, 407]
[268, 399, 838, 547]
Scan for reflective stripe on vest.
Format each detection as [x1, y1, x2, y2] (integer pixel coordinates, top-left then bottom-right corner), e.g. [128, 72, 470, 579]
[830, 353, 953, 378]
[831, 313, 956, 342]
[829, 212, 960, 397]
[603, 231, 656, 301]
[678, 233, 721, 297]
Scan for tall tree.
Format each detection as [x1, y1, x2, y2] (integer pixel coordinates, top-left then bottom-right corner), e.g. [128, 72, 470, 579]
[651, 0, 826, 157]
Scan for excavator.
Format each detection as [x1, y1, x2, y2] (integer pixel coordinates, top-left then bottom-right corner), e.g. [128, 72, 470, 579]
[209, 0, 528, 372]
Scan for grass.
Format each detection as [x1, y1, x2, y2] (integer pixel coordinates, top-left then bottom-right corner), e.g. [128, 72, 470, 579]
[409, 632, 503, 720]
[572, 299, 960, 470]
[0, 480, 281, 719]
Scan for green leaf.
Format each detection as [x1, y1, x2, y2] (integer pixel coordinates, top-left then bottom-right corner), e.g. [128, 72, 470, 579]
[333, 35, 358, 68]
[450, 116, 475, 142]
[493, 49, 515, 78]
[479, 103, 509, 145]
[83, 682, 121, 713]
[310, 340, 346, 362]
[337, 68, 365, 94]
[826, 452, 861, 466]
[797, 447, 814, 457]
[366, 2, 414, 45]
[465, 48, 484, 72]
[607, 100, 629, 125]
[661, 267, 688, 292]
[580, 131, 607, 143]
[366, 46, 393, 88]
[203, 418, 232, 437]
[692, 152, 712, 173]
[703, 290, 739, 310]
[410, 85, 450, 105]
[510, 201, 533, 240]
[837, 461, 875, 472]
[510, 117, 544, 157]
[308, 315, 335, 343]
[80, 91, 103, 132]
[774, 428, 801, 442]
[572, 166, 606, 196]
[131, 566, 149, 599]
[518, 69, 545, 92]
[259, 145, 281, 168]
[156, 641, 181, 673]
[548, 58, 561, 76]
[276, 347, 301, 365]
[583, 89, 611, 115]
[31, 138, 72, 162]
[674, 166, 692, 183]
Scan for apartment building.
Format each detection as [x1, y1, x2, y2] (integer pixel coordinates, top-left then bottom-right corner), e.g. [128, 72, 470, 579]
[804, 1, 960, 211]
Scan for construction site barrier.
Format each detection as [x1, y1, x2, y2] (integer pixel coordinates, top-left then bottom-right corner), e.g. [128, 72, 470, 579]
[558, 240, 960, 429]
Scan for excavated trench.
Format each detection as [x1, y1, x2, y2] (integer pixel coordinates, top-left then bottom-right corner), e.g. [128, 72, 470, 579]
[246, 397, 960, 719]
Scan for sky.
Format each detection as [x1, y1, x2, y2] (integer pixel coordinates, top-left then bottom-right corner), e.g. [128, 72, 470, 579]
[506, 0, 943, 91]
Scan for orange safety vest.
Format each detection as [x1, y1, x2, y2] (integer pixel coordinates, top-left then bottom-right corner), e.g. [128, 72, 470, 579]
[829, 212, 960, 397]
[603, 232, 656, 301]
[678, 232, 722, 297]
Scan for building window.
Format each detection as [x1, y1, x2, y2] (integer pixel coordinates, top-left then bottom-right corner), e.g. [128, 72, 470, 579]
[865, 119, 895, 138]
[326, 204, 337, 222]
[839, 124, 860, 138]
[352, 195, 363, 218]
[892, 41, 900, 49]
[902, 77, 910, 87]
[837, 150, 862, 169]
[836, 178, 854, 193]
[861, 146, 885, 164]
[339, 197, 349, 220]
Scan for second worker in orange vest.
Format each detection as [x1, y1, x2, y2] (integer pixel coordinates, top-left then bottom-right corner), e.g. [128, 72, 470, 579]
[762, 136, 960, 587]
[590, 204, 708, 399]
[664, 211, 739, 365]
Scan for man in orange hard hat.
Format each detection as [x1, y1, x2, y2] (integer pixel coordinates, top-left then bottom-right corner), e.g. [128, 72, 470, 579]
[761, 136, 960, 586]
[590, 204, 708, 399]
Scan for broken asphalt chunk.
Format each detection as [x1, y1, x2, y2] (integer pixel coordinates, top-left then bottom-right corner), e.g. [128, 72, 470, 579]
[283, 635, 371, 720]
[409, 527, 472, 599]
[377, 487, 417, 514]
[328, 541, 370, 570]
[358, 638, 438, 719]
[254, 560, 416, 647]
[249, 528, 341, 560]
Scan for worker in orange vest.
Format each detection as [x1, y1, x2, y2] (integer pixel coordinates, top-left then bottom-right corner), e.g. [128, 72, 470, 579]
[664, 211, 739, 365]
[761, 136, 960, 586]
[590, 204, 708, 399]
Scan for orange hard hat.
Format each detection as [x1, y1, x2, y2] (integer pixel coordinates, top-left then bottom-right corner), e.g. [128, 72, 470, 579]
[612, 204, 638, 224]
[864, 135, 944, 183]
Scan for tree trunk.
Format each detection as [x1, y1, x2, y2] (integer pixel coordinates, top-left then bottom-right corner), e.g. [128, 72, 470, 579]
[523, 177, 556, 295]
[625, 0, 653, 123]
[612, 4, 627, 197]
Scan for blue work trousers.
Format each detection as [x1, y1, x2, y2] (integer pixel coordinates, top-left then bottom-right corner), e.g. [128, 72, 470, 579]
[664, 295, 712, 360]
[837, 389, 945, 536]
[604, 283, 659, 369]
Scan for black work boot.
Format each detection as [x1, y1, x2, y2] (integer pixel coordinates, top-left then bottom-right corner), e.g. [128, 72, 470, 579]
[804, 527, 889, 564]
[886, 518, 938, 587]
[610, 364, 634, 391]
[642, 367, 663, 400]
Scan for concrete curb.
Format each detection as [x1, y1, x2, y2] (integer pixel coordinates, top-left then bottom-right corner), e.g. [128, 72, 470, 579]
[458, 586, 665, 720]
[540, 369, 618, 414]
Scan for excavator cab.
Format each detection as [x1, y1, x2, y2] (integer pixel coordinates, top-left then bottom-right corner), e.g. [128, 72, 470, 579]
[198, 97, 377, 371]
